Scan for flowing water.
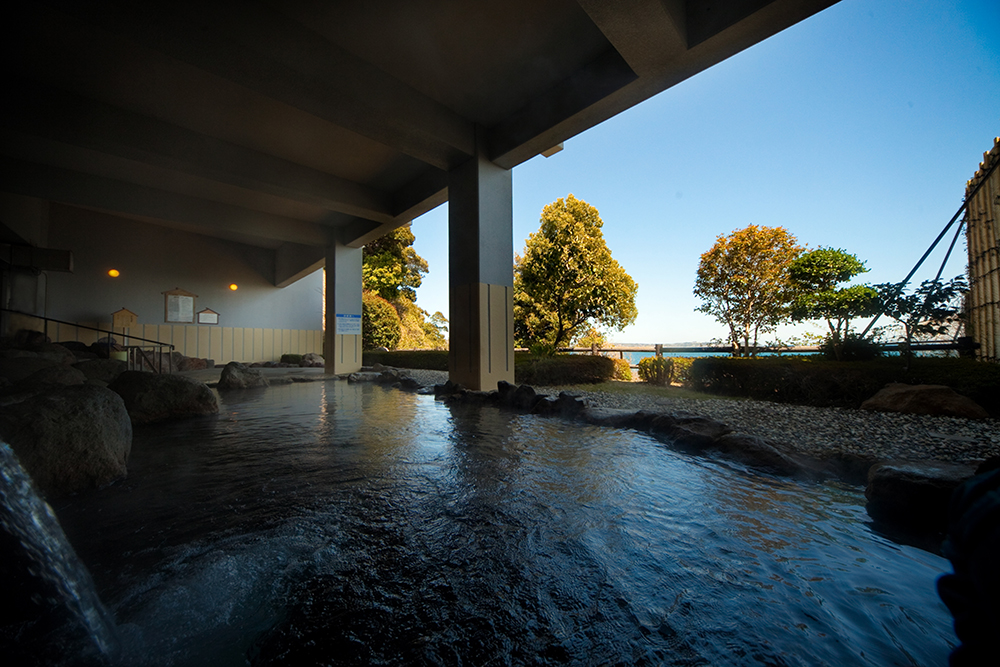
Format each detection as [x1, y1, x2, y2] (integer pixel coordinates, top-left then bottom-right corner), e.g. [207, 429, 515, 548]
[14, 381, 956, 665]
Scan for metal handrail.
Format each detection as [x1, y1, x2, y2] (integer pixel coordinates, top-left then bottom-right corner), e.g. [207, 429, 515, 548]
[2, 308, 176, 373]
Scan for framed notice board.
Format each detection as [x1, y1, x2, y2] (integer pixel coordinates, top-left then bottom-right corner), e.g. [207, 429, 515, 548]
[162, 288, 197, 323]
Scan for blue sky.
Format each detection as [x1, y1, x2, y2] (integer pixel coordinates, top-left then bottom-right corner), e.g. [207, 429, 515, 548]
[410, 0, 1000, 344]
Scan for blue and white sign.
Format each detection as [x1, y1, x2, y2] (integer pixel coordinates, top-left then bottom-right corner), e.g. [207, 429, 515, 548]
[335, 313, 362, 335]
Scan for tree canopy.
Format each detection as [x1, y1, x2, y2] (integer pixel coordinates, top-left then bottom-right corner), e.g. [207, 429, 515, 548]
[874, 276, 968, 357]
[362, 226, 446, 349]
[514, 195, 637, 352]
[362, 226, 428, 302]
[694, 225, 804, 356]
[789, 247, 879, 360]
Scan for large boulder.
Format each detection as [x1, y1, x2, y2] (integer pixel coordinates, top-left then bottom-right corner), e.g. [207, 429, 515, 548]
[0, 384, 132, 498]
[16, 365, 88, 391]
[30, 342, 78, 366]
[0, 355, 59, 383]
[865, 460, 979, 535]
[73, 358, 128, 385]
[108, 371, 219, 425]
[861, 383, 989, 419]
[217, 361, 269, 390]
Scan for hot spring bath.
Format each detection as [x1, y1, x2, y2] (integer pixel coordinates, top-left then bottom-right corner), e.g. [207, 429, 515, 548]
[30, 380, 955, 664]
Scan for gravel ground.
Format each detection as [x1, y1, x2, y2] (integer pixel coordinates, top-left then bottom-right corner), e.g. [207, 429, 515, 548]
[398, 369, 1000, 465]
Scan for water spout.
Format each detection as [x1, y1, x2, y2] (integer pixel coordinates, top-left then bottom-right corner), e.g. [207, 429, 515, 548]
[0, 442, 119, 664]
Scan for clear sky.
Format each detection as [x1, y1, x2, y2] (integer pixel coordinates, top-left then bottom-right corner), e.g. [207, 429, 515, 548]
[410, 0, 1000, 345]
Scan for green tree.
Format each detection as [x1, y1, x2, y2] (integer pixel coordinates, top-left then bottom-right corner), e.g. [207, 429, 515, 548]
[694, 225, 804, 357]
[514, 195, 638, 351]
[362, 291, 401, 350]
[362, 226, 428, 302]
[874, 276, 968, 362]
[788, 247, 879, 361]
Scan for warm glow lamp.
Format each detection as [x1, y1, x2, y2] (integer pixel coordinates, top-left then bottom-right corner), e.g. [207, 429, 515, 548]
[229, 283, 238, 291]
[107, 269, 120, 278]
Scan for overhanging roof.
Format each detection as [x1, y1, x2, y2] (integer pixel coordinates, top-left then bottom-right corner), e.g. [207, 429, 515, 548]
[1, 0, 838, 254]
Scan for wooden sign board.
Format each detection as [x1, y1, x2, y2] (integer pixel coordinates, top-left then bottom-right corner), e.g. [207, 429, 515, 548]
[112, 307, 138, 330]
[197, 308, 219, 325]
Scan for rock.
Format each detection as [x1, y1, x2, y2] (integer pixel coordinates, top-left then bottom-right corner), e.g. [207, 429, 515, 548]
[347, 372, 382, 383]
[108, 371, 219, 425]
[0, 385, 132, 498]
[32, 343, 77, 366]
[12, 329, 47, 347]
[302, 353, 324, 367]
[654, 415, 731, 451]
[217, 361, 269, 390]
[18, 365, 87, 389]
[434, 380, 465, 397]
[73, 359, 128, 385]
[861, 383, 989, 419]
[715, 433, 799, 474]
[553, 392, 587, 417]
[176, 356, 209, 372]
[0, 355, 59, 383]
[511, 384, 538, 410]
[865, 460, 979, 535]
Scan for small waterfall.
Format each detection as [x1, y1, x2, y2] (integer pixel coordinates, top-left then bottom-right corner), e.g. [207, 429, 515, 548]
[0, 442, 119, 664]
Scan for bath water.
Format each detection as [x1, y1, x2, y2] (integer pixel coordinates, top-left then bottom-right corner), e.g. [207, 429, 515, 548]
[26, 381, 956, 665]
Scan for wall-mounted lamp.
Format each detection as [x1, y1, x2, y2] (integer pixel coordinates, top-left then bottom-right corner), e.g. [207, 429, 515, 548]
[107, 269, 120, 278]
[229, 283, 238, 291]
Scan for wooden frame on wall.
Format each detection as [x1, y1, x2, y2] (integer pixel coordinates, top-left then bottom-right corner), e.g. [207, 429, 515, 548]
[197, 308, 220, 325]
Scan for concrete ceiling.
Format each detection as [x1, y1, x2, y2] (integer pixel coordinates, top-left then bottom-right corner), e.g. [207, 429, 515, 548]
[1, 0, 838, 262]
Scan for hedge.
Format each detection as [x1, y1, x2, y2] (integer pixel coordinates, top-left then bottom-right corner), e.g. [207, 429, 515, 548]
[687, 356, 1000, 415]
[362, 349, 448, 370]
[515, 354, 616, 385]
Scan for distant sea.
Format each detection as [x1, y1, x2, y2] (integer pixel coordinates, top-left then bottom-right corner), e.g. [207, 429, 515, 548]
[594, 344, 811, 366]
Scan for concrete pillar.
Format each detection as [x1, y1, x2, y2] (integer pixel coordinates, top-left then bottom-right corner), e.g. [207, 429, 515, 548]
[448, 132, 515, 391]
[323, 242, 363, 374]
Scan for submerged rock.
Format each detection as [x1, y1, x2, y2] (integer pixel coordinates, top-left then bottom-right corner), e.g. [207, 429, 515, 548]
[109, 371, 219, 425]
[0, 385, 132, 497]
[217, 361, 269, 390]
[861, 383, 989, 419]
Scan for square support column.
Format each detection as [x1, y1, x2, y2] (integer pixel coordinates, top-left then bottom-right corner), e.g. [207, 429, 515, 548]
[449, 133, 515, 391]
[324, 242, 363, 374]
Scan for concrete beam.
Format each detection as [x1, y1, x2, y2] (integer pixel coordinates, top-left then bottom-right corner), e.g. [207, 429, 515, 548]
[487, 48, 638, 169]
[275, 242, 325, 288]
[0, 157, 332, 247]
[26, 1, 475, 170]
[577, 0, 688, 76]
[0, 79, 395, 223]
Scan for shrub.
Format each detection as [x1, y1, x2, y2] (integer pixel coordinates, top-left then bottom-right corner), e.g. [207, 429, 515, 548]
[362, 291, 401, 350]
[515, 354, 615, 385]
[361, 349, 448, 370]
[672, 357, 695, 385]
[611, 357, 632, 381]
[638, 356, 673, 385]
[819, 333, 883, 361]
